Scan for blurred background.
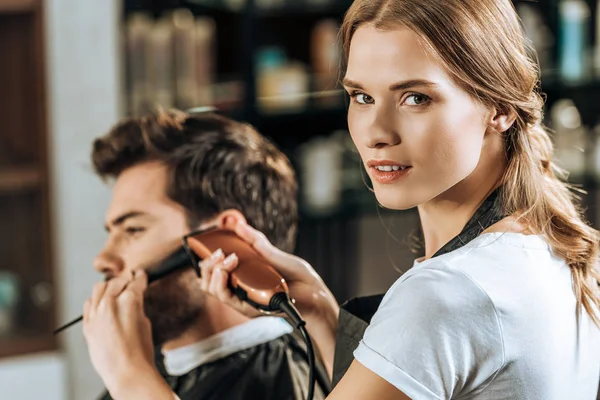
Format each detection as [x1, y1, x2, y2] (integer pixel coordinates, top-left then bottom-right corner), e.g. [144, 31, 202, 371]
[0, 0, 599, 398]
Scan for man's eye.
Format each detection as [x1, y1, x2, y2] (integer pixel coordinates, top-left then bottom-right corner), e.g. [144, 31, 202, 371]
[125, 227, 145, 236]
[350, 91, 375, 105]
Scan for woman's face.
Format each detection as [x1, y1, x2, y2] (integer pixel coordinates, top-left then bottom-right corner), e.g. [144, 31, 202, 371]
[344, 25, 494, 210]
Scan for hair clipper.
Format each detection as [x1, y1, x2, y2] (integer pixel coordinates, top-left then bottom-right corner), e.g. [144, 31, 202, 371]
[183, 227, 290, 313]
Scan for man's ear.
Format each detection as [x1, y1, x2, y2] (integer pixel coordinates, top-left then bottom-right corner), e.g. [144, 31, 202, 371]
[213, 209, 247, 231]
[488, 106, 517, 134]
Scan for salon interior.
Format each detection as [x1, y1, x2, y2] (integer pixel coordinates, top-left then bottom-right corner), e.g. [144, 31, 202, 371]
[0, 0, 599, 398]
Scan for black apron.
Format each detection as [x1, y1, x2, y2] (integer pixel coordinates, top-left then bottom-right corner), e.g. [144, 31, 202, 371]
[332, 189, 506, 386]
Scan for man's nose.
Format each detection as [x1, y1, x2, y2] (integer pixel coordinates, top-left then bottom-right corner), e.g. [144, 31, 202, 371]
[93, 249, 125, 279]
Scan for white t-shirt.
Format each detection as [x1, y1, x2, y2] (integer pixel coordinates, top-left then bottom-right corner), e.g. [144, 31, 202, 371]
[354, 232, 600, 399]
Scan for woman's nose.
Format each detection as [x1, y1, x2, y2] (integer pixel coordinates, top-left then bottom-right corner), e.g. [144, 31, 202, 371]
[365, 106, 401, 149]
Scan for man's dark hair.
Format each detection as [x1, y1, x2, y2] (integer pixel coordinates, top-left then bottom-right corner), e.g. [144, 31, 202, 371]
[91, 109, 298, 252]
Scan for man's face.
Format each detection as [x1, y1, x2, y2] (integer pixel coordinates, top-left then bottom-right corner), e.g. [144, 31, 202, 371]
[94, 161, 205, 345]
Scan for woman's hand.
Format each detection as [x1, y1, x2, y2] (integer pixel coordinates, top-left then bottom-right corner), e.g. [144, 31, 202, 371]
[199, 218, 338, 320]
[82, 271, 174, 399]
[198, 218, 340, 377]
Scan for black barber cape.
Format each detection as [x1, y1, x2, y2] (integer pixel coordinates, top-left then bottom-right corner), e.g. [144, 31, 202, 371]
[332, 190, 506, 386]
[99, 333, 329, 400]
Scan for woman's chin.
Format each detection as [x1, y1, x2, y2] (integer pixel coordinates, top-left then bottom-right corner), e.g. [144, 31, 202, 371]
[373, 189, 420, 211]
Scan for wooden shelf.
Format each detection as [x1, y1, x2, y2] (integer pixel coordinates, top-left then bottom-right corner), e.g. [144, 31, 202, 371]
[253, 1, 351, 18]
[0, 334, 56, 359]
[146, 0, 351, 16]
[0, 166, 42, 193]
[0, 0, 37, 14]
[176, 0, 241, 13]
[0, 0, 56, 361]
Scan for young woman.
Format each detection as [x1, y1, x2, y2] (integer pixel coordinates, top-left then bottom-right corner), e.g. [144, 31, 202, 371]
[200, 0, 600, 398]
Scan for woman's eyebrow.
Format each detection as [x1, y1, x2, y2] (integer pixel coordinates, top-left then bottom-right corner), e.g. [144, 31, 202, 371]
[342, 78, 440, 91]
[388, 79, 440, 91]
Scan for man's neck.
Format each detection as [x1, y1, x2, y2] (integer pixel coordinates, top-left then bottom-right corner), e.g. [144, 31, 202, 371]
[161, 296, 251, 352]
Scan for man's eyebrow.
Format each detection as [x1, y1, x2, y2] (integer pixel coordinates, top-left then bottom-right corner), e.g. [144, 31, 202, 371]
[104, 211, 147, 232]
[342, 78, 440, 91]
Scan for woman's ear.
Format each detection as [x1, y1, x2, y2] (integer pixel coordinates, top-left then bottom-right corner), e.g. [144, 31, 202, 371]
[488, 107, 517, 134]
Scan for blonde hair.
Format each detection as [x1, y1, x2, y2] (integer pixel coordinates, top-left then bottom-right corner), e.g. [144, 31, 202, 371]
[341, 0, 600, 325]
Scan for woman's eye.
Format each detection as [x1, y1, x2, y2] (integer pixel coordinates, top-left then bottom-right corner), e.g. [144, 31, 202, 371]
[350, 92, 374, 105]
[404, 93, 431, 106]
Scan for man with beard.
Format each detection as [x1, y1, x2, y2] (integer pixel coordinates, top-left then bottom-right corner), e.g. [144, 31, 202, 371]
[86, 109, 327, 400]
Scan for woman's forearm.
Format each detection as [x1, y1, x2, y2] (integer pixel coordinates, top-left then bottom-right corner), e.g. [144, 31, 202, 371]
[304, 293, 340, 379]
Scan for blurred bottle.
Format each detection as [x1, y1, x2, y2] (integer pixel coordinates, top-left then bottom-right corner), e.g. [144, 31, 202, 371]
[224, 0, 246, 10]
[189, 0, 246, 11]
[591, 121, 600, 181]
[125, 13, 153, 116]
[125, 9, 217, 115]
[298, 134, 344, 215]
[311, 19, 342, 107]
[0, 271, 19, 337]
[194, 17, 217, 107]
[256, 47, 310, 113]
[256, 0, 285, 10]
[332, 130, 375, 210]
[172, 9, 199, 110]
[516, 3, 554, 75]
[170, 9, 216, 110]
[305, 0, 334, 6]
[558, 0, 592, 83]
[594, 0, 600, 76]
[550, 99, 587, 181]
[149, 16, 175, 110]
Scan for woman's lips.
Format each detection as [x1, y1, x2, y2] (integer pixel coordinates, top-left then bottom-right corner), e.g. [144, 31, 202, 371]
[367, 160, 412, 184]
[369, 166, 412, 184]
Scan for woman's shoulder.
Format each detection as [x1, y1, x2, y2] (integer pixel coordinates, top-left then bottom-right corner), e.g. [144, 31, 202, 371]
[409, 232, 558, 283]
[382, 232, 570, 328]
[374, 254, 498, 335]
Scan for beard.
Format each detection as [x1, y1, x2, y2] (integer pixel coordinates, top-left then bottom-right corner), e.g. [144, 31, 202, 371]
[143, 268, 205, 346]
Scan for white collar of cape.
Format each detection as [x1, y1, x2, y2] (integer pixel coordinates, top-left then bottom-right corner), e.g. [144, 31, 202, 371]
[162, 316, 293, 376]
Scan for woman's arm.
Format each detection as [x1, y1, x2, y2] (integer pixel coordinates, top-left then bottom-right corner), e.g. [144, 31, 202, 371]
[327, 360, 410, 400]
[297, 297, 339, 377]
